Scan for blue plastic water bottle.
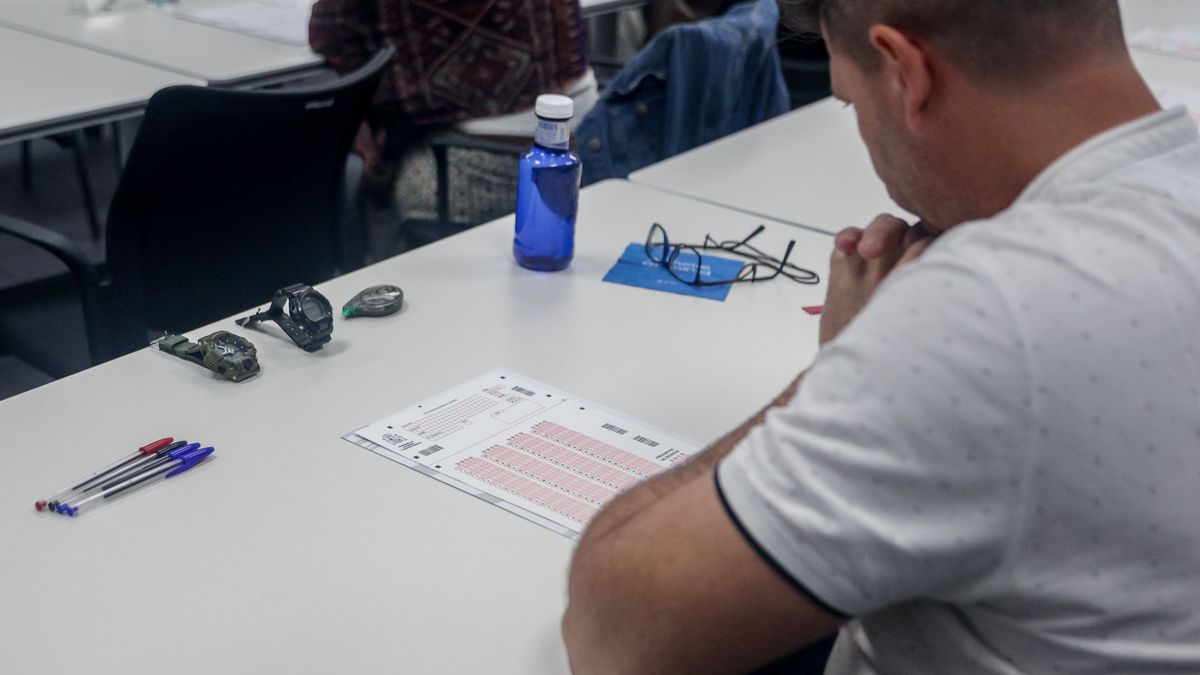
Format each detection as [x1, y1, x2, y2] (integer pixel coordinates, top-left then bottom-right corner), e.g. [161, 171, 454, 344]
[514, 94, 582, 271]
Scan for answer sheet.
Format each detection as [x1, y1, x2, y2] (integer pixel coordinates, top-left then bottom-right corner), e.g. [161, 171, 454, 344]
[345, 370, 699, 539]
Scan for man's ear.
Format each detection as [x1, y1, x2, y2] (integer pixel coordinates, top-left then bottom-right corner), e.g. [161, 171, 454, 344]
[867, 25, 934, 132]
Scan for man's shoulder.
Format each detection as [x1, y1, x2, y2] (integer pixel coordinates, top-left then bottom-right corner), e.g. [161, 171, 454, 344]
[884, 209, 1053, 311]
[940, 135, 1200, 268]
[932, 171, 1200, 295]
[924, 181, 1195, 289]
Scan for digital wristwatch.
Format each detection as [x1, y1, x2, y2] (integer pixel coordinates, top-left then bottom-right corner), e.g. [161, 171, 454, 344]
[235, 283, 334, 352]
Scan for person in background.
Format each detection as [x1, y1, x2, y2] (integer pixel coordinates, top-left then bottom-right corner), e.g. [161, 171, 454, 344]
[309, 0, 595, 196]
[646, 0, 737, 33]
[643, 0, 833, 111]
[562, 0, 1200, 673]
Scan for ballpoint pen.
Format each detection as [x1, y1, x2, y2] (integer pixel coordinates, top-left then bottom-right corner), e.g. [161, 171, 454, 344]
[45, 440, 190, 513]
[36, 438, 174, 512]
[54, 441, 196, 514]
[58, 444, 215, 517]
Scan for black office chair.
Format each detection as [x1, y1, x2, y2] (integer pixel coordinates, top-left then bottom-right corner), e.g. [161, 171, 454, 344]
[0, 46, 394, 370]
[20, 131, 108, 240]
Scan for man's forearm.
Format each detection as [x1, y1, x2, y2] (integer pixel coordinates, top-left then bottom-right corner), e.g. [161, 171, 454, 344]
[573, 372, 806, 557]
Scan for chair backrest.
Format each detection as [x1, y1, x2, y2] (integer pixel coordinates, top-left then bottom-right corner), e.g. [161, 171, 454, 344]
[575, 0, 789, 184]
[99, 47, 393, 360]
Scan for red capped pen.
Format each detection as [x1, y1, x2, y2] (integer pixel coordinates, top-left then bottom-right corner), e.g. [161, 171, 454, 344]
[35, 437, 174, 512]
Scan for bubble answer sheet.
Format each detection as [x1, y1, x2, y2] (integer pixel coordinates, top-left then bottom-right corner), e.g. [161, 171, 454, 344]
[345, 370, 700, 539]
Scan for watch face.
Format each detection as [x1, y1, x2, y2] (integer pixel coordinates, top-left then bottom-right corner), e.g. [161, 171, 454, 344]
[300, 294, 329, 321]
[208, 333, 255, 357]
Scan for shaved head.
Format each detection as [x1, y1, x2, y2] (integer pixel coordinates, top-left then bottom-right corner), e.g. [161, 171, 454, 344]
[781, 0, 1125, 83]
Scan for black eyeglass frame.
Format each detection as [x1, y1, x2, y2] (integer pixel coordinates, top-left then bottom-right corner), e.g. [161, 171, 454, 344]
[700, 225, 820, 285]
[643, 223, 819, 287]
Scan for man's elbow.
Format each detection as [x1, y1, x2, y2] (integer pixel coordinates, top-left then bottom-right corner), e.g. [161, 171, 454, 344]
[562, 556, 606, 673]
[561, 598, 595, 674]
[562, 551, 635, 674]
[562, 602, 641, 675]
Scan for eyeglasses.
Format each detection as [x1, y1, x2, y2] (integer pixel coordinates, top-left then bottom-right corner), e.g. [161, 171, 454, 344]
[644, 223, 820, 287]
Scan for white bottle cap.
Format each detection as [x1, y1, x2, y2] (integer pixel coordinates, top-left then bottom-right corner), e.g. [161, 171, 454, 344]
[535, 94, 574, 121]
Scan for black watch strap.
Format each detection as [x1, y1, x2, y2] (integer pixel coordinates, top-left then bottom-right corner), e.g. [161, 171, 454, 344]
[235, 308, 271, 328]
[233, 284, 332, 352]
[236, 290, 289, 328]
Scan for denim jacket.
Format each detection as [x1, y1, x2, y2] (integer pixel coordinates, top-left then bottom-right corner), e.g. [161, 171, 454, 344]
[576, 0, 789, 184]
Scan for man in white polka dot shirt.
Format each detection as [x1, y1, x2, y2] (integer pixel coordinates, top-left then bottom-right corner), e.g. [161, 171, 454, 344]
[562, 1, 1200, 673]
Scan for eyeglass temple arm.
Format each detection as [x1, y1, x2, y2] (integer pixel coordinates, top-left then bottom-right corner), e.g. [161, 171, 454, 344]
[780, 240, 796, 266]
[736, 225, 767, 247]
[763, 240, 798, 279]
[703, 224, 767, 250]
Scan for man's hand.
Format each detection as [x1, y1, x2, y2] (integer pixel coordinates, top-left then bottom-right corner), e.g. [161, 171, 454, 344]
[819, 214, 934, 344]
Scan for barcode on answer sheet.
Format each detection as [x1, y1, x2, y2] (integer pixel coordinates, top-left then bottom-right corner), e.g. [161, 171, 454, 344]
[602, 423, 628, 435]
[420, 445, 444, 457]
[633, 435, 659, 448]
[512, 386, 535, 397]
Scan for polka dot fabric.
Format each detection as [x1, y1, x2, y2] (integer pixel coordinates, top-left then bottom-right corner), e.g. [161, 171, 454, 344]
[718, 108, 1200, 673]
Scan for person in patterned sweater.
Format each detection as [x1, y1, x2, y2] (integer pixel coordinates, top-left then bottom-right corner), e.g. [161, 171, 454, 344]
[309, 0, 590, 193]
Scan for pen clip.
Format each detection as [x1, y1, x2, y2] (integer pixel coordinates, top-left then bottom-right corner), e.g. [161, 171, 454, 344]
[139, 437, 174, 455]
[158, 440, 191, 456]
[165, 446, 214, 478]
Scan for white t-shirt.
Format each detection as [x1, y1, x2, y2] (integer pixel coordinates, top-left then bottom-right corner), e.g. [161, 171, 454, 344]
[718, 107, 1200, 674]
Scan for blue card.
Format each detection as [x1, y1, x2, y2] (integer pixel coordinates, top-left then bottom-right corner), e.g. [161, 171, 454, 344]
[602, 243, 744, 301]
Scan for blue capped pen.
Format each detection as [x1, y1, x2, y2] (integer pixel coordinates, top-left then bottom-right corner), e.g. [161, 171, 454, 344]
[53, 441, 196, 514]
[53, 440, 188, 514]
[36, 437, 175, 513]
[45, 440, 190, 514]
[58, 444, 215, 517]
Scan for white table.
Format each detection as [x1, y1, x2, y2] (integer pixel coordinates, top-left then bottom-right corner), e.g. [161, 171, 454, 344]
[0, 0, 322, 87]
[1135, 49, 1200, 90]
[0, 180, 832, 674]
[0, 24, 203, 144]
[630, 98, 907, 235]
[1121, 0, 1200, 89]
[1122, 0, 1200, 42]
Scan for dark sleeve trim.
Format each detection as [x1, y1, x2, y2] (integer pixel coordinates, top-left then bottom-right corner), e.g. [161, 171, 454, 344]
[713, 470, 852, 620]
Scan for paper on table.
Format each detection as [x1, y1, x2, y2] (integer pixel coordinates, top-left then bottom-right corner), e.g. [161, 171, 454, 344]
[1151, 81, 1200, 128]
[345, 370, 700, 540]
[173, 0, 311, 46]
[1130, 28, 1200, 62]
